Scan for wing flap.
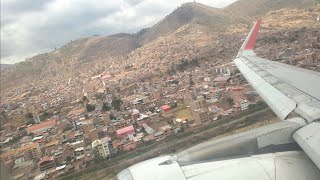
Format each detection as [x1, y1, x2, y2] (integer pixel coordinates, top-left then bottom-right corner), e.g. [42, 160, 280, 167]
[293, 122, 320, 169]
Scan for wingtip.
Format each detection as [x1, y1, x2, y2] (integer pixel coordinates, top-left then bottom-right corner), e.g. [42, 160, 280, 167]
[237, 19, 262, 57]
[244, 19, 262, 50]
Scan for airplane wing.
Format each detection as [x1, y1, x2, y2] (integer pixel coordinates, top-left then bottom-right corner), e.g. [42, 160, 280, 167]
[117, 20, 320, 180]
[233, 19, 320, 169]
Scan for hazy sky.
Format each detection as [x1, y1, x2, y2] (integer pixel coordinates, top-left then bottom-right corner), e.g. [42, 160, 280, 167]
[1, 0, 237, 64]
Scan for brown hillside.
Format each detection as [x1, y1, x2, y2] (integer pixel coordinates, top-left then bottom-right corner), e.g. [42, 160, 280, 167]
[139, 2, 235, 44]
[225, 0, 319, 17]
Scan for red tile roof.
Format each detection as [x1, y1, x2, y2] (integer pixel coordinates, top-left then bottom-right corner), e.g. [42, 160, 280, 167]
[116, 125, 134, 136]
[27, 119, 57, 133]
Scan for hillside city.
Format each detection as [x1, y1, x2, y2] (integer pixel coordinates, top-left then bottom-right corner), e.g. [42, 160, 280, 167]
[0, 2, 320, 180]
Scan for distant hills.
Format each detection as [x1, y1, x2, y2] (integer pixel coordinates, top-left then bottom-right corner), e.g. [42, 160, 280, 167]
[0, 64, 14, 70]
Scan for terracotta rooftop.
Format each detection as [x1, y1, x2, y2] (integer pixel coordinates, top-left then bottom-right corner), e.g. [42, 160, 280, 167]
[38, 156, 54, 165]
[26, 119, 57, 132]
[45, 140, 59, 148]
[116, 125, 134, 135]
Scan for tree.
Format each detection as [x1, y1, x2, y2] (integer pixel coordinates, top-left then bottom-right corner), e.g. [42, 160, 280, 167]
[28, 132, 35, 138]
[112, 98, 123, 111]
[27, 118, 35, 125]
[109, 113, 116, 120]
[26, 112, 35, 125]
[86, 104, 96, 112]
[227, 97, 234, 106]
[149, 107, 156, 113]
[82, 96, 89, 105]
[26, 112, 33, 119]
[0, 111, 7, 120]
[101, 102, 111, 112]
[170, 102, 178, 109]
[63, 125, 73, 132]
[189, 79, 195, 86]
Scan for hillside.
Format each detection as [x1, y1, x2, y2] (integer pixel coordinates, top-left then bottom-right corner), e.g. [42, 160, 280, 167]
[139, 2, 236, 44]
[1, 1, 319, 96]
[225, 0, 319, 17]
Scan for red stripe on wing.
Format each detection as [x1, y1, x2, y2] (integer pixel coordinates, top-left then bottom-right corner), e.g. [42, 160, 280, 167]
[244, 19, 262, 50]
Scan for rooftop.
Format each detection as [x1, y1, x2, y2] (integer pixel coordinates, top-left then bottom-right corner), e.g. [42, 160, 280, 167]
[26, 119, 57, 132]
[116, 125, 134, 135]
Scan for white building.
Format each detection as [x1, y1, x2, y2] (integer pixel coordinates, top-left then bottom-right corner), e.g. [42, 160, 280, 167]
[91, 137, 110, 159]
[240, 100, 250, 111]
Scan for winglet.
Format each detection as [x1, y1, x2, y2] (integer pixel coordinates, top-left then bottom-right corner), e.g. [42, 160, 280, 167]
[237, 19, 262, 57]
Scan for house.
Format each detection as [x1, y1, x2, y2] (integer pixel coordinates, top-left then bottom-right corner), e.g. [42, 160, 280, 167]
[44, 140, 59, 156]
[160, 125, 173, 137]
[116, 125, 135, 139]
[16, 142, 41, 161]
[215, 62, 237, 76]
[161, 105, 171, 113]
[0, 149, 16, 163]
[240, 100, 250, 111]
[38, 156, 56, 171]
[112, 140, 124, 151]
[227, 87, 247, 102]
[245, 91, 259, 102]
[193, 109, 214, 125]
[91, 137, 110, 159]
[154, 131, 165, 142]
[141, 123, 155, 135]
[213, 76, 231, 86]
[26, 119, 57, 134]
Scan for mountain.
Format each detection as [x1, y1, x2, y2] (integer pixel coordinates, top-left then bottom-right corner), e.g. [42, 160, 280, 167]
[0, 64, 14, 70]
[225, 0, 319, 17]
[138, 2, 235, 44]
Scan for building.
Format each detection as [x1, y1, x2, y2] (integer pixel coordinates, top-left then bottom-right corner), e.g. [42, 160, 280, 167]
[141, 123, 155, 135]
[16, 142, 41, 161]
[38, 156, 56, 171]
[228, 87, 246, 102]
[161, 105, 171, 113]
[154, 131, 166, 142]
[92, 137, 111, 159]
[26, 119, 57, 134]
[193, 109, 213, 125]
[116, 125, 135, 138]
[211, 89, 223, 100]
[240, 100, 250, 111]
[245, 91, 259, 102]
[192, 96, 204, 110]
[213, 76, 231, 86]
[0, 149, 16, 163]
[44, 140, 59, 156]
[215, 62, 237, 76]
[112, 119, 132, 130]
[160, 125, 173, 137]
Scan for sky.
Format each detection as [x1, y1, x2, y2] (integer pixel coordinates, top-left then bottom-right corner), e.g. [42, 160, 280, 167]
[0, 0, 237, 64]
